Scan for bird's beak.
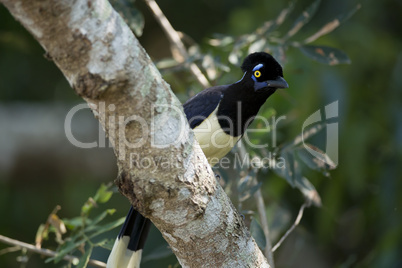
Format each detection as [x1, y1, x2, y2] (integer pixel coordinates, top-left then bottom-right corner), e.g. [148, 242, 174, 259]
[266, 76, 289, 89]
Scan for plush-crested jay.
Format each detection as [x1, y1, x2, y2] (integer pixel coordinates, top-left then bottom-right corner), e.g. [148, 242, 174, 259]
[106, 52, 288, 267]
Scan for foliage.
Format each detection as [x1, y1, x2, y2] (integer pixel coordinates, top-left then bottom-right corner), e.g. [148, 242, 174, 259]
[153, 0, 360, 82]
[35, 184, 124, 267]
[135, 0, 361, 250]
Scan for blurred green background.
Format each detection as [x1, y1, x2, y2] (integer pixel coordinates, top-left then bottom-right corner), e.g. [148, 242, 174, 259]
[0, 0, 401, 267]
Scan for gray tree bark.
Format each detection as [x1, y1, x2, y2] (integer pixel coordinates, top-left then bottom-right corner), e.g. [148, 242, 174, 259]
[0, 0, 269, 267]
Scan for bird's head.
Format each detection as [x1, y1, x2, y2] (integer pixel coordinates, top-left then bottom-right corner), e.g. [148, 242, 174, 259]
[240, 52, 289, 91]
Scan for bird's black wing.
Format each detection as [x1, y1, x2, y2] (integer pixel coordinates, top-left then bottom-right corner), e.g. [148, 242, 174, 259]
[183, 85, 227, 129]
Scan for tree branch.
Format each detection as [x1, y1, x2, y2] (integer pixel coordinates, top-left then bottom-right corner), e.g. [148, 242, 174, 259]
[254, 185, 275, 267]
[0, 0, 269, 267]
[0, 235, 106, 267]
[237, 141, 275, 267]
[143, 0, 211, 88]
[272, 200, 309, 252]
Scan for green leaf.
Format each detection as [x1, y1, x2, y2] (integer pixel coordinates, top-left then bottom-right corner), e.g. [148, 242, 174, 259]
[276, 148, 322, 206]
[87, 217, 126, 238]
[238, 175, 252, 193]
[303, 4, 361, 44]
[299, 45, 351, 65]
[155, 58, 182, 70]
[48, 238, 84, 263]
[215, 61, 231, 73]
[279, 151, 295, 187]
[250, 218, 266, 250]
[208, 35, 234, 47]
[259, 0, 296, 36]
[84, 209, 117, 233]
[202, 54, 218, 80]
[239, 182, 262, 202]
[277, 149, 304, 188]
[261, 108, 276, 119]
[294, 176, 322, 207]
[94, 184, 113, 204]
[284, 0, 321, 39]
[296, 144, 336, 173]
[336, 4, 362, 25]
[267, 45, 286, 66]
[84, 209, 120, 232]
[50, 216, 117, 264]
[274, 0, 297, 27]
[293, 156, 302, 184]
[81, 198, 95, 216]
[229, 44, 245, 65]
[76, 245, 93, 268]
[96, 238, 116, 250]
[272, 156, 287, 182]
[63, 217, 84, 230]
[248, 39, 267, 54]
[229, 34, 260, 65]
[296, 146, 335, 174]
[35, 224, 48, 248]
[289, 122, 325, 148]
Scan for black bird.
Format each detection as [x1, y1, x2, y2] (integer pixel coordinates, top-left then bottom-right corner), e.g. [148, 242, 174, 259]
[106, 52, 288, 267]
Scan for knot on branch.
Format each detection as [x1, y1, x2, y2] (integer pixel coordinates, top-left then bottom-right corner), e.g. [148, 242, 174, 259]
[75, 72, 107, 99]
[115, 169, 136, 200]
[115, 169, 151, 216]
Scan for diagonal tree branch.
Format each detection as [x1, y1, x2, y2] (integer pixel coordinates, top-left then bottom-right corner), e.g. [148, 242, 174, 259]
[0, 0, 269, 267]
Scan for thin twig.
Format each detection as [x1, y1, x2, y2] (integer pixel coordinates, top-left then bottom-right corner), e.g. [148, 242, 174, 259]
[143, 0, 211, 88]
[238, 140, 275, 267]
[272, 200, 309, 252]
[0, 234, 106, 268]
[254, 186, 275, 267]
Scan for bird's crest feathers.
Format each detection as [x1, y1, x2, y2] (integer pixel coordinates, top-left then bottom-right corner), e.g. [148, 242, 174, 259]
[240, 52, 283, 79]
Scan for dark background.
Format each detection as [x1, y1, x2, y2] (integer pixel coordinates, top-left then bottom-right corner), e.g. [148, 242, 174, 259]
[0, 0, 401, 267]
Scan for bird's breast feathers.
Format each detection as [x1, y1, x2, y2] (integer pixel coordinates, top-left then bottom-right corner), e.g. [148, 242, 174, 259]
[193, 105, 241, 166]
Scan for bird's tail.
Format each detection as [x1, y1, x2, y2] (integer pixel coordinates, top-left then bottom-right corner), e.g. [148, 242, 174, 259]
[106, 207, 151, 268]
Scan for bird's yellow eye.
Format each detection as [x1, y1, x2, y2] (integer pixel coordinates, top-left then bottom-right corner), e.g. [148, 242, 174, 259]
[254, 70, 261, 78]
